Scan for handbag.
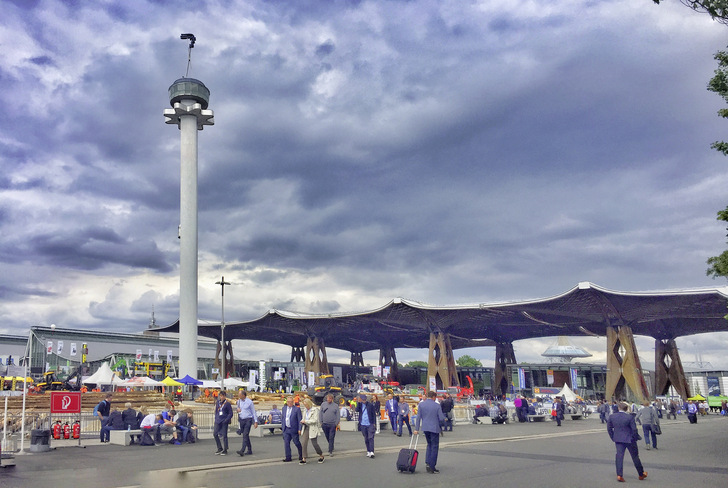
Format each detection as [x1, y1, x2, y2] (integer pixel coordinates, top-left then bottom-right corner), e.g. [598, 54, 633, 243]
[653, 423, 661, 435]
[633, 431, 642, 442]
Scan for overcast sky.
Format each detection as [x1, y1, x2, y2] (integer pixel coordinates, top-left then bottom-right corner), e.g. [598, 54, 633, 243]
[2, 0, 728, 370]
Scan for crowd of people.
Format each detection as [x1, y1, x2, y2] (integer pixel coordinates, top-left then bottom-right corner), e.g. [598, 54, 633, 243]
[91, 385, 724, 481]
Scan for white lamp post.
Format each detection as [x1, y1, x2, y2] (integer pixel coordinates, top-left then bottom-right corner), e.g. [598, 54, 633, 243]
[215, 277, 231, 390]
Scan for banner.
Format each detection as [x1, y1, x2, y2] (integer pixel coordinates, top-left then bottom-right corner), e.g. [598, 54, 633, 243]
[333, 366, 343, 384]
[70, 343, 77, 356]
[518, 367, 526, 390]
[570, 368, 578, 392]
[47, 341, 53, 354]
[136, 349, 142, 361]
[153, 350, 159, 362]
[57, 341, 64, 355]
[167, 350, 173, 362]
[258, 360, 266, 390]
[383, 366, 390, 378]
[429, 375, 437, 392]
[148, 348, 153, 361]
[707, 376, 721, 396]
[307, 371, 315, 389]
[547, 369, 554, 385]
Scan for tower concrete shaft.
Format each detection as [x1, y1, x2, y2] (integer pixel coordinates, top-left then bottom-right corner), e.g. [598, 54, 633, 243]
[164, 78, 214, 378]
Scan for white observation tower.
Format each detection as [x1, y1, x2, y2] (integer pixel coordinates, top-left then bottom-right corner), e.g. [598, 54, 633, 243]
[163, 34, 214, 378]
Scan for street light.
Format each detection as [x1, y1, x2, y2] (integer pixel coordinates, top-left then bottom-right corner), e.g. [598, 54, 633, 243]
[215, 276, 231, 390]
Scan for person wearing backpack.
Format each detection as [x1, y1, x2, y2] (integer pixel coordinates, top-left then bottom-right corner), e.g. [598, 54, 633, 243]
[94, 394, 112, 442]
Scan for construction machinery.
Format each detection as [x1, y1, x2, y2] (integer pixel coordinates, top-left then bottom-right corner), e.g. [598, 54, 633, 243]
[35, 371, 64, 392]
[307, 374, 355, 406]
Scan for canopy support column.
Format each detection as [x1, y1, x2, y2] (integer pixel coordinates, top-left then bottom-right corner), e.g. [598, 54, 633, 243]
[655, 338, 690, 399]
[305, 336, 329, 377]
[493, 342, 516, 398]
[427, 330, 458, 391]
[213, 340, 234, 381]
[291, 346, 305, 363]
[606, 325, 649, 403]
[379, 346, 399, 382]
[350, 352, 364, 367]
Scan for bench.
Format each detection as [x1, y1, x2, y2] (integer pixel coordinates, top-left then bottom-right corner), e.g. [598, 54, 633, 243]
[251, 423, 282, 437]
[338, 421, 358, 432]
[109, 429, 142, 446]
[528, 414, 547, 422]
[109, 427, 198, 445]
[570, 414, 583, 420]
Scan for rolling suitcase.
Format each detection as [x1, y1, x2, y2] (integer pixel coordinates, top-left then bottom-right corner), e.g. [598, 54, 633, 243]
[396, 433, 419, 473]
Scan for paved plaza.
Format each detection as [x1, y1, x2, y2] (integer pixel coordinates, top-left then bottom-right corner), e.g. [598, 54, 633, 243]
[2, 414, 726, 488]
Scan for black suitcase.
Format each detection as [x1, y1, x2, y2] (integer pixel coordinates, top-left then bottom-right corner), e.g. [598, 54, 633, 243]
[396, 434, 419, 473]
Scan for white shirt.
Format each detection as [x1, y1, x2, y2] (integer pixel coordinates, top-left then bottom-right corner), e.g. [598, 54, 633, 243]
[140, 413, 156, 428]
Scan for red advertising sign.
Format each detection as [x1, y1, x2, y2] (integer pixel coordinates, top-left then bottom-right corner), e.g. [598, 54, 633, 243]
[50, 391, 82, 414]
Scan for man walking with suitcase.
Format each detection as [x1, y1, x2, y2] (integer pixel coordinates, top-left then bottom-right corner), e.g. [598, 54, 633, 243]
[414, 390, 446, 474]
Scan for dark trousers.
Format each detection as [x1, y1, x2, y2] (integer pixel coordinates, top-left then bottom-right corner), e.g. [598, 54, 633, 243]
[556, 415, 562, 426]
[283, 429, 302, 461]
[444, 411, 453, 431]
[642, 424, 657, 448]
[614, 441, 644, 477]
[600, 412, 606, 423]
[100, 425, 118, 442]
[360, 423, 376, 452]
[214, 422, 229, 452]
[238, 417, 253, 453]
[397, 415, 412, 435]
[388, 411, 398, 431]
[424, 430, 440, 469]
[322, 423, 337, 454]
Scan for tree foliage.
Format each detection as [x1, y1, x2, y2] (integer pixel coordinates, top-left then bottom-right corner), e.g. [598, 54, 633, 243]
[455, 355, 482, 367]
[653, 0, 728, 25]
[706, 207, 728, 278]
[706, 49, 728, 278]
[404, 360, 428, 368]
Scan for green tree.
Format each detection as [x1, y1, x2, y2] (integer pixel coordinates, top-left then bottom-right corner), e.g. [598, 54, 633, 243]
[707, 48, 728, 278]
[404, 360, 428, 368]
[653, 1, 728, 25]
[455, 355, 482, 367]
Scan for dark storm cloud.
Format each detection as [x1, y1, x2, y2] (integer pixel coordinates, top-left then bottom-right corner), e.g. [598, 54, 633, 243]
[0, 285, 58, 301]
[25, 226, 172, 272]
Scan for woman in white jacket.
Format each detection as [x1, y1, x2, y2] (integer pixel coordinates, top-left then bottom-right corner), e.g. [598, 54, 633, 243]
[300, 398, 325, 464]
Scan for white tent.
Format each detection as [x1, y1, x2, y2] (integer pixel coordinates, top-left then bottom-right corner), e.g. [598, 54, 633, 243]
[200, 380, 221, 389]
[222, 378, 248, 389]
[119, 376, 162, 387]
[556, 383, 578, 402]
[83, 362, 119, 385]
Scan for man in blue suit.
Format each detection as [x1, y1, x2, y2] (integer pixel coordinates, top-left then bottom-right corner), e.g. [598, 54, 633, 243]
[385, 394, 398, 433]
[415, 390, 446, 474]
[213, 391, 233, 455]
[607, 402, 647, 482]
[281, 396, 303, 462]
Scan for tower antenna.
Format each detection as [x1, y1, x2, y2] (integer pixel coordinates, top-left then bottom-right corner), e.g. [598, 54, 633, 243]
[180, 33, 196, 77]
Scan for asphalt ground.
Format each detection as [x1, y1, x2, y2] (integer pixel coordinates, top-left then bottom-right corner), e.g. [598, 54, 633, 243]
[1, 414, 726, 488]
